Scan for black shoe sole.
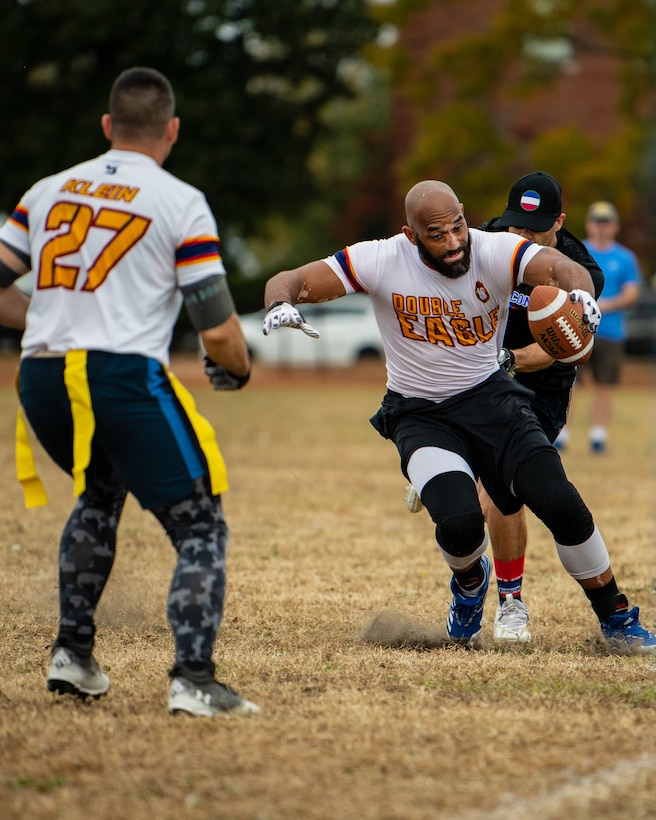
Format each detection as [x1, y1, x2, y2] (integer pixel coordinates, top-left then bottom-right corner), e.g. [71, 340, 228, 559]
[47, 678, 107, 700]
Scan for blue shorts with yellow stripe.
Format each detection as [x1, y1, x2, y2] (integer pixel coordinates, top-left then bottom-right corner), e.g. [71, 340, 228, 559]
[18, 351, 228, 510]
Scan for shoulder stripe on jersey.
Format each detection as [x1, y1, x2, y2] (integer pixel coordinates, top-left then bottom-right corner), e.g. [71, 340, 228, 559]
[334, 248, 367, 293]
[176, 237, 221, 268]
[511, 239, 532, 286]
[8, 206, 28, 232]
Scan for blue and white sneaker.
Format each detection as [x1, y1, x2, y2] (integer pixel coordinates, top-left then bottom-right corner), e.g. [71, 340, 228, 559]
[600, 606, 656, 653]
[446, 554, 491, 644]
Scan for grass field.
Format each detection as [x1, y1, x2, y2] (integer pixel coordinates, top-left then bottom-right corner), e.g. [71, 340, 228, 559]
[0, 355, 655, 819]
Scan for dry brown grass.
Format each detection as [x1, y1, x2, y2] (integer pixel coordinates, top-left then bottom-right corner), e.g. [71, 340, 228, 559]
[0, 354, 655, 819]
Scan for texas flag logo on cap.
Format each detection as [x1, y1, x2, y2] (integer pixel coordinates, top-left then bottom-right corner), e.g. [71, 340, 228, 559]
[520, 190, 541, 212]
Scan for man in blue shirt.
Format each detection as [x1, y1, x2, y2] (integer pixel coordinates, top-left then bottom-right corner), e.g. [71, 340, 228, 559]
[577, 201, 642, 453]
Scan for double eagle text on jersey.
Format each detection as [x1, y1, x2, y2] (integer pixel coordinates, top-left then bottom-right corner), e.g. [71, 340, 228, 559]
[324, 229, 541, 402]
[0, 149, 226, 365]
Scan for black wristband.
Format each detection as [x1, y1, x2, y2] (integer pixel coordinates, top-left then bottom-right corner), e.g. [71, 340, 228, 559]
[264, 300, 290, 313]
[227, 367, 251, 389]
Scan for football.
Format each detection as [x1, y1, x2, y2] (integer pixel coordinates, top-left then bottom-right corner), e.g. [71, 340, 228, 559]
[527, 285, 595, 364]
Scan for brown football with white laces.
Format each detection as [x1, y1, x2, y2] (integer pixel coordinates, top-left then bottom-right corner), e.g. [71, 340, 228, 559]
[527, 285, 595, 364]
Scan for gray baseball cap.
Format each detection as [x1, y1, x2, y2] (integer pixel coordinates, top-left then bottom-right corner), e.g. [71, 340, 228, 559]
[586, 201, 619, 222]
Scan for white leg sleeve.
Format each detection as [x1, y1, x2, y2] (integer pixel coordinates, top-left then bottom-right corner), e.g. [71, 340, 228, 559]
[406, 446, 475, 494]
[408, 446, 483, 571]
[439, 531, 489, 571]
[555, 525, 611, 580]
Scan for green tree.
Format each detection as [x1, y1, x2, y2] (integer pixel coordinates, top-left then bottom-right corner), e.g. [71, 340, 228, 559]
[1, 0, 379, 251]
[372, 0, 656, 268]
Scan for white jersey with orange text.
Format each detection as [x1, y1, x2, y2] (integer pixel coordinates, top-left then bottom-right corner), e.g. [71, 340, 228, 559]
[324, 228, 542, 401]
[0, 149, 226, 365]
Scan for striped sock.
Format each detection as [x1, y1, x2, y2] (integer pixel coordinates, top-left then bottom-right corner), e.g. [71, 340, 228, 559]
[494, 555, 525, 603]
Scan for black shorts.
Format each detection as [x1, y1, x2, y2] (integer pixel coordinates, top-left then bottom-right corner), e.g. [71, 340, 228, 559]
[19, 352, 219, 510]
[370, 371, 555, 515]
[527, 387, 571, 443]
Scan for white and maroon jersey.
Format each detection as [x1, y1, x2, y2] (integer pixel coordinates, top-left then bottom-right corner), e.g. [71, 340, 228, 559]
[324, 228, 541, 401]
[0, 149, 226, 365]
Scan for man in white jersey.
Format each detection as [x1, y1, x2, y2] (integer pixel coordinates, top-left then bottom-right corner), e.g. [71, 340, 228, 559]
[0, 67, 260, 716]
[260, 180, 656, 652]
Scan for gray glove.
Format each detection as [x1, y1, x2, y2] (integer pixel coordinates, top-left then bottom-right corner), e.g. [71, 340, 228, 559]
[497, 347, 516, 376]
[203, 355, 250, 390]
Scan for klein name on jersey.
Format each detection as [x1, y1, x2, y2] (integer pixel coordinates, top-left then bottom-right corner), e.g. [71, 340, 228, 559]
[60, 178, 140, 203]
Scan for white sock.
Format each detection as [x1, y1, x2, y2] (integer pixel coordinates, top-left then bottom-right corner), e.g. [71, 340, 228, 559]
[589, 425, 607, 444]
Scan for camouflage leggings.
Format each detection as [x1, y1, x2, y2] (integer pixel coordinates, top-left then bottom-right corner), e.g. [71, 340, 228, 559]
[56, 476, 228, 673]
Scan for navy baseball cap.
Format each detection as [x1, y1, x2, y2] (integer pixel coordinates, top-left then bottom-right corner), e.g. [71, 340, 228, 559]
[497, 171, 563, 231]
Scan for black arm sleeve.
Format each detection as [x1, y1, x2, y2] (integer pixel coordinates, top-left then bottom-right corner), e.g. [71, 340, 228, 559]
[181, 274, 236, 331]
[0, 240, 30, 287]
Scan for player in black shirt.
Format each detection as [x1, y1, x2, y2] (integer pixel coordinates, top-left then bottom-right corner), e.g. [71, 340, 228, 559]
[480, 172, 604, 641]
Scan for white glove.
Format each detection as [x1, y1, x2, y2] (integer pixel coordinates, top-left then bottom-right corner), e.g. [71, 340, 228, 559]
[570, 289, 602, 333]
[262, 301, 320, 338]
